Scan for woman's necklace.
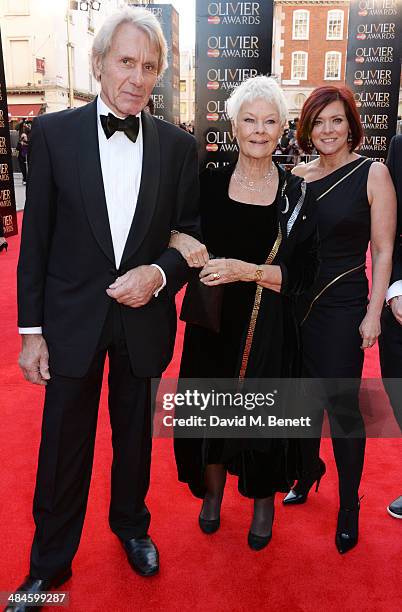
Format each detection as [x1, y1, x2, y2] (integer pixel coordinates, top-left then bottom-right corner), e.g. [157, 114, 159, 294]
[233, 162, 276, 193]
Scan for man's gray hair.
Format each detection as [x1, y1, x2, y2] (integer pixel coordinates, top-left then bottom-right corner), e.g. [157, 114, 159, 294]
[226, 76, 288, 126]
[91, 6, 168, 81]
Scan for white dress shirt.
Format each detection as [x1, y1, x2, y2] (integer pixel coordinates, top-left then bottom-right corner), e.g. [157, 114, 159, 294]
[20, 96, 165, 335]
[386, 280, 402, 303]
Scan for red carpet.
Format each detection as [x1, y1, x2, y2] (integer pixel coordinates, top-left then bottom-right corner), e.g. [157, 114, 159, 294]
[0, 213, 401, 611]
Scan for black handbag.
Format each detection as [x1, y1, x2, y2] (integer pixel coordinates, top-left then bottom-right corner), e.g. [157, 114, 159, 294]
[179, 261, 224, 334]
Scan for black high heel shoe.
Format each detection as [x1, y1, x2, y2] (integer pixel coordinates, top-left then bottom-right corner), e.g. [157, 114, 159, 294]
[282, 458, 326, 505]
[248, 502, 275, 551]
[335, 499, 362, 554]
[198, 514, 220, 534]
[0, 240, 8, 253]
[198, 494, 222, 534]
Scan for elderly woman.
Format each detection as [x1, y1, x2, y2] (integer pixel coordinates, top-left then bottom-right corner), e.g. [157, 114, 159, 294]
[282, 86, 396, 553]
[171, 76, 319, 550]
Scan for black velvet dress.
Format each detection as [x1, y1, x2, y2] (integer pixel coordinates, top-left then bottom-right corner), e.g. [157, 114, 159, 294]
[174, 164, 319, 499]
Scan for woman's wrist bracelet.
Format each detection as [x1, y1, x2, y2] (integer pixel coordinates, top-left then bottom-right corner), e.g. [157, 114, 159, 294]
[254, 265, 263, 283]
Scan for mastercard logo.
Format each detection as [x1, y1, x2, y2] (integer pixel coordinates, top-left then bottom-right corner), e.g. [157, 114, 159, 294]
[208, 49, 220, 58]
[206, 144, 218, 152]
[207, 81, 219, 90]
[356, 33, 366, 40]
[206, 113, 219, 121]
[354, 79, 363, 85]
[358, 10, 368, 16]
[208, 16, 220, 24]
[355, 56, 365, 63]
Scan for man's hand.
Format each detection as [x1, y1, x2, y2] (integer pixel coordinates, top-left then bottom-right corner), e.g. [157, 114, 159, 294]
[18, 334, 51, 386]
[106, 265, 162, 307]
[390, 295, 402, 325]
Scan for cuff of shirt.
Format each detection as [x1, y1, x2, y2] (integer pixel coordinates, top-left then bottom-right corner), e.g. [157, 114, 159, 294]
[19, 327, 43, 334]
[386, 280, 402, 304]
[151, 264, 166, 297]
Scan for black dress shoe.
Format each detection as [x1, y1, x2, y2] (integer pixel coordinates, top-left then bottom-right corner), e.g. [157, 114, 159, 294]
[120, 536, 159, 577]
[387, 495, 402, 519]
[4, 568, 72, 612]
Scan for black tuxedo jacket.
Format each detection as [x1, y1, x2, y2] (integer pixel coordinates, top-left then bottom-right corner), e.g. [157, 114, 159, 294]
[17, 98, 200, 378]
[387, 135, 402, 284]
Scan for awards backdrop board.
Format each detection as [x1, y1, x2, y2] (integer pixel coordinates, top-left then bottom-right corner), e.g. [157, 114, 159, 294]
[345, 0, 402, 162]
[130, 3, 180, 125]
[195, 0, 274, 168]
[0, 28, 17, 237]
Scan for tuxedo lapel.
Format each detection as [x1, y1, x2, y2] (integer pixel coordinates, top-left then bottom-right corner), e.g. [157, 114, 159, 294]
[76, 98, 115, 264]
[120, 110, 160, 265]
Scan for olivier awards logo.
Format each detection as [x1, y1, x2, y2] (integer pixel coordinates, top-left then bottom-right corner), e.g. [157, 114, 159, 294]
[354, 46, 393, 62]
[360, 135, 387, 152]
[353, 68, 392, 85]
[358, 0, 397, 17]
[0, 136, 7, 155]
[206, 67, 258, 91]
[207, 35, 260, 58]
[206, 100, 228, 122]
[354, 91, 390, 107]
[205, 129, 238, 153]
[0, 162, 10, 182]
[207, 2, 261, 25]
[0, 188, 12, 209]
[360, 113, 388, 130]
[356, 22, 396, 39]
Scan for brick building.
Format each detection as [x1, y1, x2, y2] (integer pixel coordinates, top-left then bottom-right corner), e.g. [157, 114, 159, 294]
[273, 0, 350, 118]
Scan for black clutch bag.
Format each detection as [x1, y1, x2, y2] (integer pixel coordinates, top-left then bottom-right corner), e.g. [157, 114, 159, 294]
[179, 263, 224, 334]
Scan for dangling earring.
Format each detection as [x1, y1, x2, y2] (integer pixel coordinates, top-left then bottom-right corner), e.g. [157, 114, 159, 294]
[308, 137, 313, 150]
[347, 132, 352, 143]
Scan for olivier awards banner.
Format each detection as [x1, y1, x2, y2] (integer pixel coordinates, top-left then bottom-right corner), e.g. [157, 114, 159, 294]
[195, 1, 274, 168]
[345, 0, 402, 162]
[130, 3, 180, 125]
[0, 27, 17, 237]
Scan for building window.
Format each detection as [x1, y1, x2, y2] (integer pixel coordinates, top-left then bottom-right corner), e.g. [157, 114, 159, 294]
[180, 80, 187, 93]
[325, 52, 342, 80]
[294, 93, 306, 110]
[9, 39, 31, 86]
[327, 10, 344, 40]
[291, 51, 308, 80]
[292, 10, 309, 40]
[180, 101, 187, 116]
[5, 0, 29, 14]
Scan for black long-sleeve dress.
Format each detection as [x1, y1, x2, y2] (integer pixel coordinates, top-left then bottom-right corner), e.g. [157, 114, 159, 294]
[174, 163, 319, 499]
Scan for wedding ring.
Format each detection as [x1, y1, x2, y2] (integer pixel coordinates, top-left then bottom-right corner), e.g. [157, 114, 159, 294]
[213, 273, 220, 280]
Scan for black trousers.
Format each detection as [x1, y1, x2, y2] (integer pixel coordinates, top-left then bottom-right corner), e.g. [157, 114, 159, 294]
[30, 302, 152, 579]
[379, 306, 402, 432]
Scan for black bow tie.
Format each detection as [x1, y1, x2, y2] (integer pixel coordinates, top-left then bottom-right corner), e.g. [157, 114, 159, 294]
[100, 113, 140, 143]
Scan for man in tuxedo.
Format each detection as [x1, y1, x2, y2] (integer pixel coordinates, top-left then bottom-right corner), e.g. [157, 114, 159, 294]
[9, 6, 200, 606]
[380, 134, 402, 519]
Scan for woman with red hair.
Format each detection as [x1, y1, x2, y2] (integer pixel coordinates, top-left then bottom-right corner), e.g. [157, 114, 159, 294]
[282, 86, 396, 553]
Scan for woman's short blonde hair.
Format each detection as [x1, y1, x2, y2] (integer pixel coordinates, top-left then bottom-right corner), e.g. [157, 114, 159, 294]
[226, 76, 288, 127]
[91, 6, 168, 81]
